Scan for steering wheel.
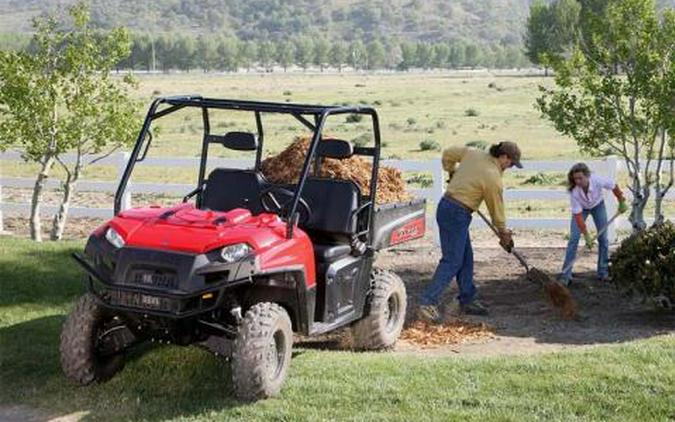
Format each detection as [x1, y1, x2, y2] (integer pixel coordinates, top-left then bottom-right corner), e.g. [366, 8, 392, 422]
[258, 186, 312, 225]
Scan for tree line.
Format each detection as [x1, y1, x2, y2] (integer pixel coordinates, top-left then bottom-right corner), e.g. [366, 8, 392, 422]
[116, 34, 530, 72]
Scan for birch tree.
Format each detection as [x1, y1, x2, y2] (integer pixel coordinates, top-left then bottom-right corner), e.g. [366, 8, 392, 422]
[537, 0, 674, 231]
[0, 2, 137, 240]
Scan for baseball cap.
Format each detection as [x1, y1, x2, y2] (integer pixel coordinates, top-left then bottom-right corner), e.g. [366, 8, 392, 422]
[499, 141, 523, 168]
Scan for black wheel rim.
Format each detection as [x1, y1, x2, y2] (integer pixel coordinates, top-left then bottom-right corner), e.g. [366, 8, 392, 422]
[94, 316, 126, 359]
[384, 293, 401, 333]
[265, 329, 286, 381]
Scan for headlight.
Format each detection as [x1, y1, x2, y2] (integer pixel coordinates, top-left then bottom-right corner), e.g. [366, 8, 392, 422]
[220, 243, 252, 263]
[105, 227, 125, 248]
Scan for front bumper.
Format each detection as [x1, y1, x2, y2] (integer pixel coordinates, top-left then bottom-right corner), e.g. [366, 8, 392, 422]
[74, 237, 257, 318]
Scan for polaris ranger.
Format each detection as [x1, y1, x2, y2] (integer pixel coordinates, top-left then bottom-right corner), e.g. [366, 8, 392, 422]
[60, 96, 426, 401]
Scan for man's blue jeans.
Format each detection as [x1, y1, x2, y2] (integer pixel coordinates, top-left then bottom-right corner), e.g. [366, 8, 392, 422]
[421, 197, 475, 306]
[561, 200, 609, 281]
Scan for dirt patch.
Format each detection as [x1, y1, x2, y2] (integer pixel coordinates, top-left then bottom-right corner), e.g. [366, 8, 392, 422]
[261, 136, 411, 203]
[379, 243, 675, 356]
[2, 217, 103, 240]
[2, 187, 180, 210]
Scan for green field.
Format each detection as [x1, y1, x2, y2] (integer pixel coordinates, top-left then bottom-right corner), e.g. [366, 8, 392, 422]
[1, 237, 674, 421]
[132, 73, 576, 158]
[3, 73, 577, 179]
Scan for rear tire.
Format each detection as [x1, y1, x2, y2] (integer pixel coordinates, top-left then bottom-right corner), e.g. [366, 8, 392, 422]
[60, 293, 126, 385]
[231, 302, 293, 401]
[351, 269, 407, 350]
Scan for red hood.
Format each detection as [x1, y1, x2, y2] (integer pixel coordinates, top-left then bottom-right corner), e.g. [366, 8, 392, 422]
[106, 204, 290, 254]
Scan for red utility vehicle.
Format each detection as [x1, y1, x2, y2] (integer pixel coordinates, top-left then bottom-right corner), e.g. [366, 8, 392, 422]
[60, 97, 426, 401]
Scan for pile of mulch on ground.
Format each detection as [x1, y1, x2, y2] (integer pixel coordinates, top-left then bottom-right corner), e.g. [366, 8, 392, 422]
[527, 267, 577, 320]
[261, 136, 411, 203]
[400, 320, 495, 348]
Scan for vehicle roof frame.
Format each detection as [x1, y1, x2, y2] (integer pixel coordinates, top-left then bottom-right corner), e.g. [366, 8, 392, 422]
[114, 95, 381, 244]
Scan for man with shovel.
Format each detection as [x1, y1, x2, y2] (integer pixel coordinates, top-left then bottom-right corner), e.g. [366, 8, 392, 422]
[418, 141, 522, 320]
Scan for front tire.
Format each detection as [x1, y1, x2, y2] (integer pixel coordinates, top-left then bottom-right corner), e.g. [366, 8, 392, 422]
[60, 293, 127, 385]
[231, 302, 293, 401]
[351, 269, 407, 350]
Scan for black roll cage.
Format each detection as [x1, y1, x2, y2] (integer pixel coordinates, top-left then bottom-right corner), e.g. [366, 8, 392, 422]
[114, 95, 382, 243]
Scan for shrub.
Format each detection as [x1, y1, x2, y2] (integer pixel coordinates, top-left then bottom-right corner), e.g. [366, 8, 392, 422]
[465, 140, 489, 150]
[283, 90, 292, 96]
[419, 139, 440, 151]
[610, 221, 675, 303]
[464, 108, 480, 117]
[406, 117, 417, 125]
[345, 114, 363, 123]
[406, 173, 433, 188]
[521, 173, 560, 186]
[352, 133, 371, 147]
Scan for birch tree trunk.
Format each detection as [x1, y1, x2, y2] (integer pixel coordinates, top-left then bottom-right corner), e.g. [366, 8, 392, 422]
[653, 130, 673, 225]
[50, 156, 83, 240]
[30, 155, 55, 241]
[49, 174, 78, 240]
[627, 158, 649, 232]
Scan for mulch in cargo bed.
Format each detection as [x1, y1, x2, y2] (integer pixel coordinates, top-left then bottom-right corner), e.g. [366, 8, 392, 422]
[261, 136, 411, 204]
[400, 320, 495, 348]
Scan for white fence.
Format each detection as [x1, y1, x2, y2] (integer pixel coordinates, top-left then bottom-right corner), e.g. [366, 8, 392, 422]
[1, 152, 670, 242]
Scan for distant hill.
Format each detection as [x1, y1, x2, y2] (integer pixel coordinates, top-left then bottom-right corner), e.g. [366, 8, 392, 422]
[1, 0, 672, 46]
[1, 0, 672, 72]
[0, 0, 544, 46]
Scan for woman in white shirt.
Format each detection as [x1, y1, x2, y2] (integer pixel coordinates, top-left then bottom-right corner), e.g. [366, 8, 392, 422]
[560, 163, 627, 285]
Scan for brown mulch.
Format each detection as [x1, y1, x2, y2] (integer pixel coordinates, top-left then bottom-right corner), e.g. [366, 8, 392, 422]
[400, 320, 495, 348]
[527, 267, 578, 320]
[261, 136, 411, 204]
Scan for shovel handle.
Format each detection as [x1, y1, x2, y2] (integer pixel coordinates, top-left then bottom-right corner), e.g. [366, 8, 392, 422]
[474, 208, 530, 271]
[511, 249, 530, 271]
[474, 208, 500, 236]
[593, 211, 621, 242]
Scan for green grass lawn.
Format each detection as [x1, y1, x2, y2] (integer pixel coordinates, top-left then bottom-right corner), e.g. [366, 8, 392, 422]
[1, 237, 673, 421]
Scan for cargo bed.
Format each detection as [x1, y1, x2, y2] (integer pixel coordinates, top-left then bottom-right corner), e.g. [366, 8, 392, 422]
[371, 198, 426, 250]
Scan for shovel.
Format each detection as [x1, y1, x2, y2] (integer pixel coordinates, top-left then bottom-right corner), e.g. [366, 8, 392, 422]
[561, 211, 621, 275]
[474, 208, 577, 319]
